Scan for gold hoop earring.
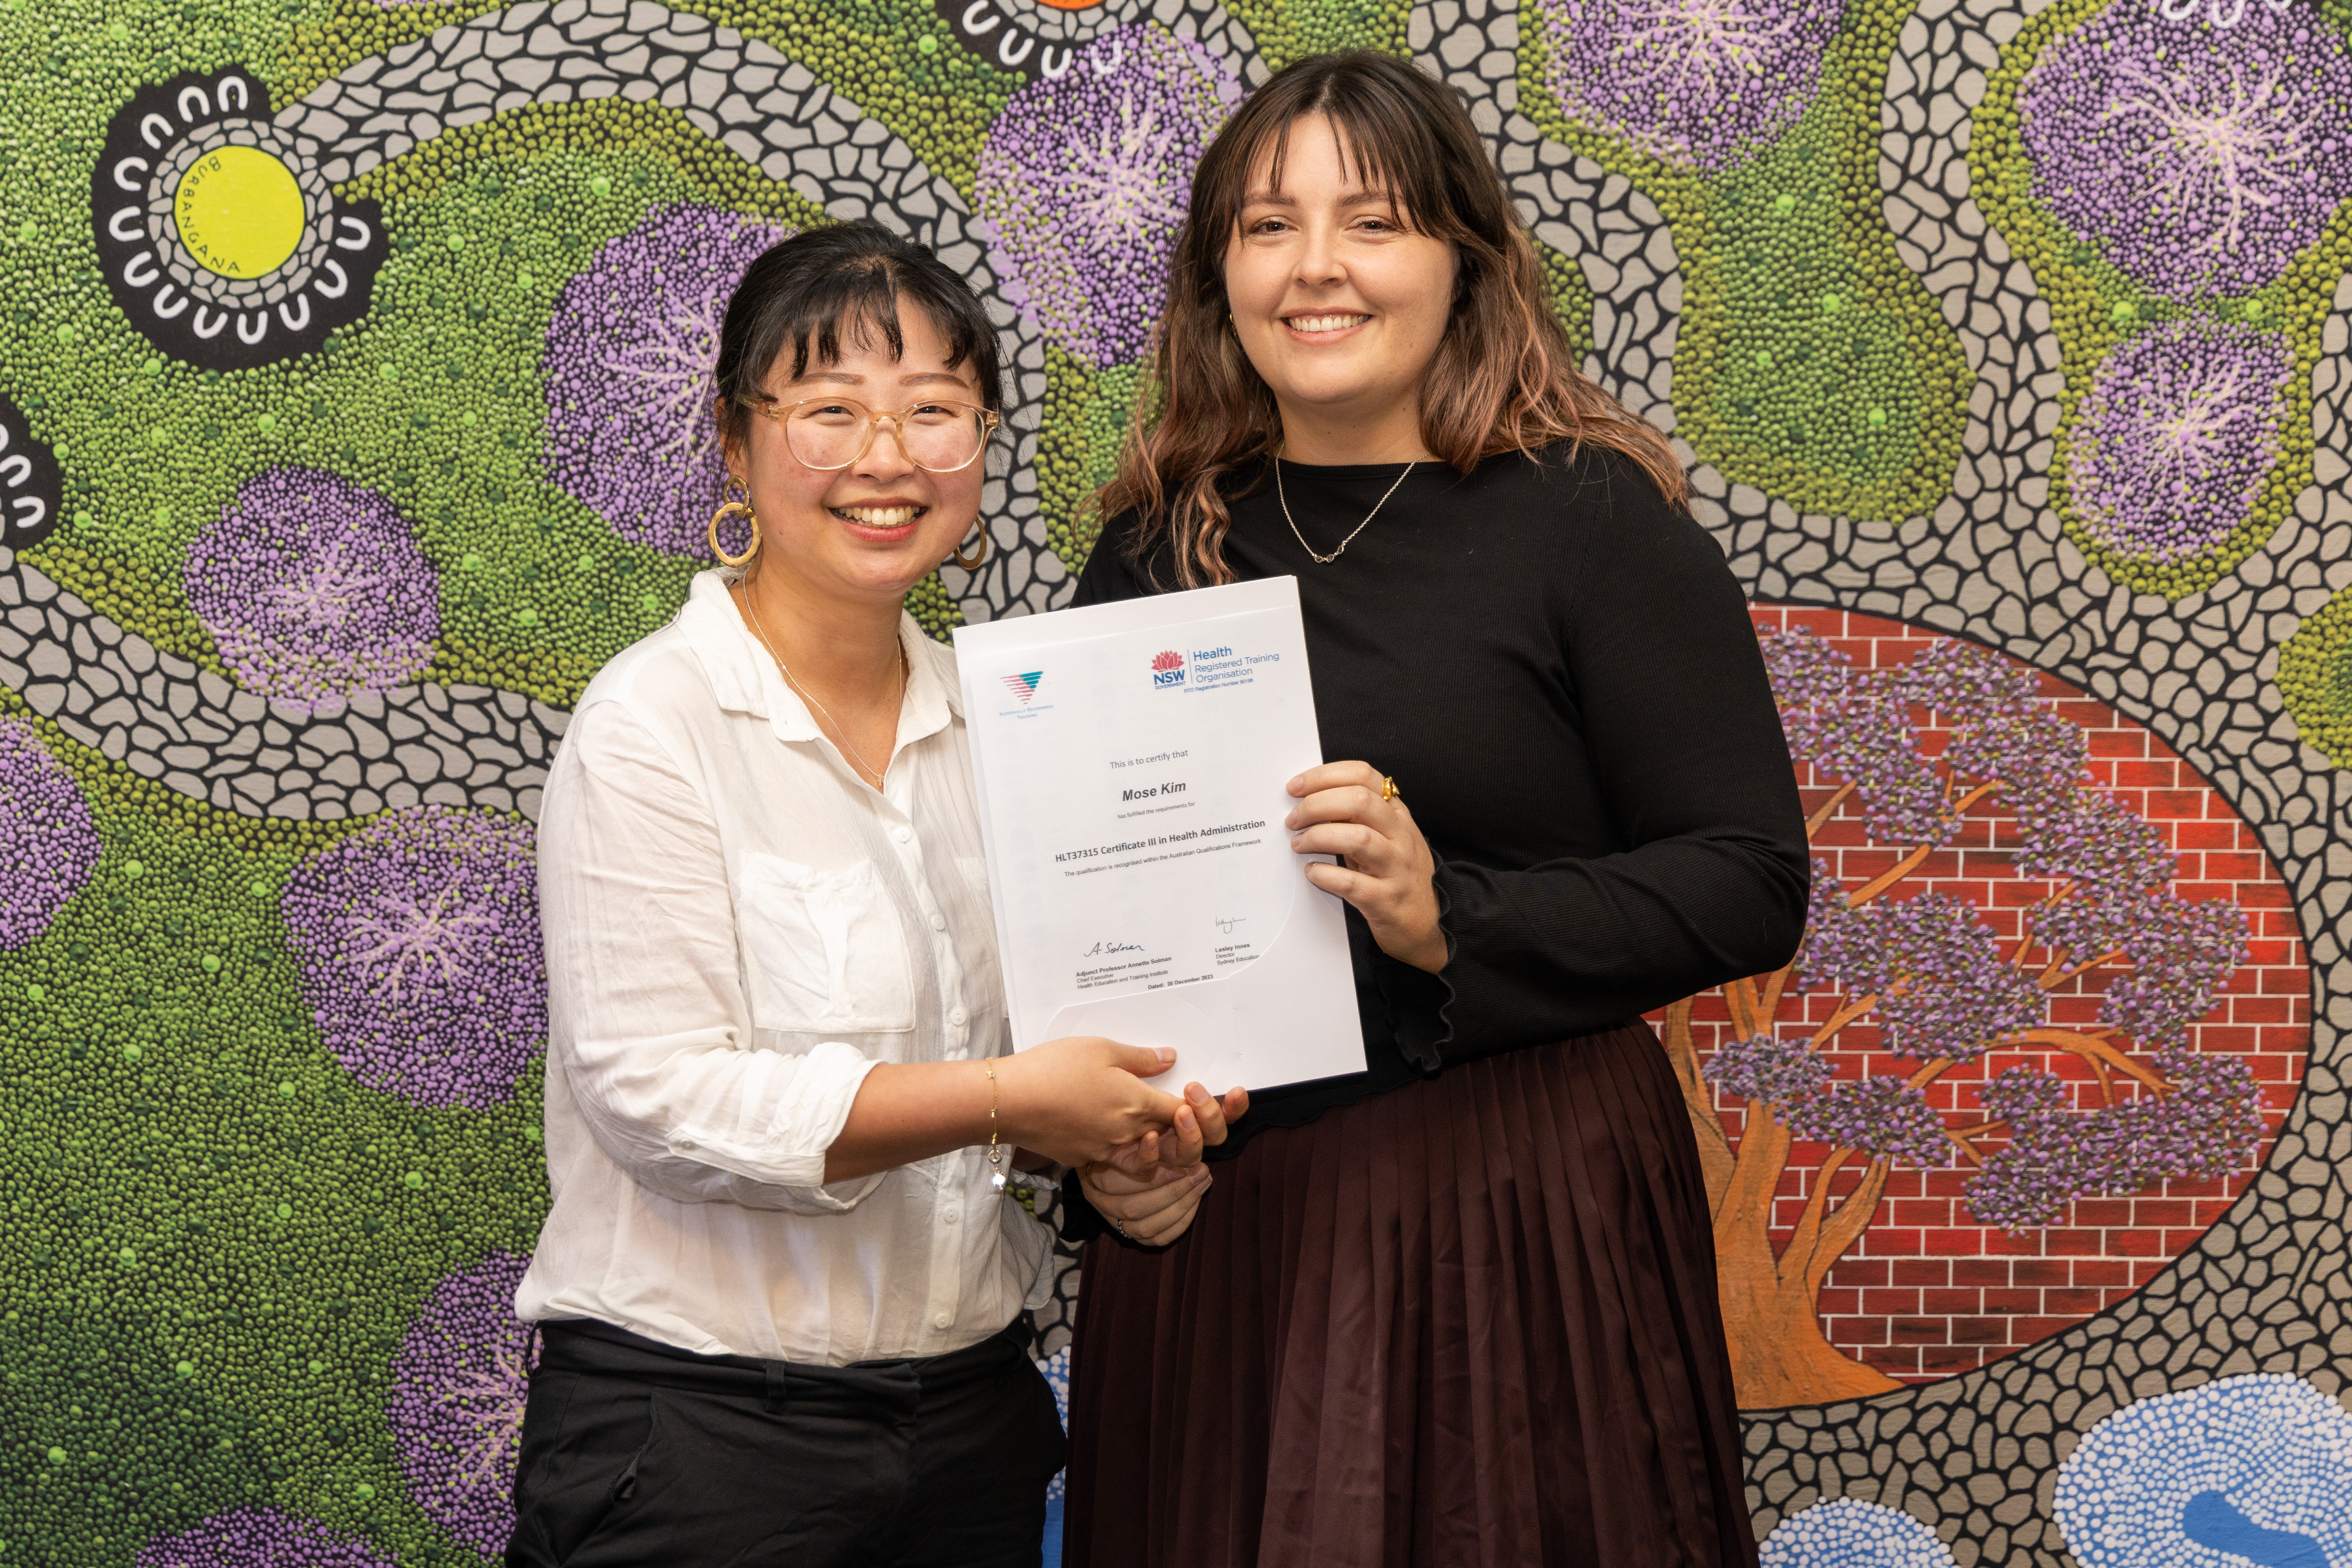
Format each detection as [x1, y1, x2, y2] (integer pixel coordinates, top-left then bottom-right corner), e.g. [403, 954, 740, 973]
[708, 476, 759, 567]
[952, 523, 988, 573]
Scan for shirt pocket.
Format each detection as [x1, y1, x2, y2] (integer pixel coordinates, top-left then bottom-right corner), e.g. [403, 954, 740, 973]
[737, 853, 915, 1033]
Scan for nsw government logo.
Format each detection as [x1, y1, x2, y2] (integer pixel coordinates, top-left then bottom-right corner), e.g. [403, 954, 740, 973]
[1151, 650, 1186, 688]
[1001, 671, 1043, 706]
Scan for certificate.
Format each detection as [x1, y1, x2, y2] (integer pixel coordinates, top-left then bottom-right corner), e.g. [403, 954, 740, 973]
[953, 577, 1365, 1093]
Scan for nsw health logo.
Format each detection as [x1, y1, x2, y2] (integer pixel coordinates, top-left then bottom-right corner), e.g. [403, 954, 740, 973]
[1001, 671, 1044, 706]
[1151, 650, 1186, 688]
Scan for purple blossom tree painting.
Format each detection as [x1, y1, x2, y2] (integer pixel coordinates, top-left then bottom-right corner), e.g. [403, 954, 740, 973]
[280, 806, 546, 1109]
[1666, 622, 2265, 1408]
[2018, 1, 2352, 297]
[386, 1250, 538, 1555]
[1534, 0, 1843, 173]
[2066, 316, 2293, 566]
[976, 26, 1239, 370]
[0, 715, 100, 950]
[184, 467, 439, 713]
[540, 203, 792, 557]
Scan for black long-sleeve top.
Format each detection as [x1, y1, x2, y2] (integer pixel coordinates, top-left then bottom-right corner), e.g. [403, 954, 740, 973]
[1061, 442, 1809, 1206]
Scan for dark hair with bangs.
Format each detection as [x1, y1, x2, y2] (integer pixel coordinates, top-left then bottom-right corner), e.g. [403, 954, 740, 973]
[1097, 51, 1687, 588]
[712, 220, 1004, 469]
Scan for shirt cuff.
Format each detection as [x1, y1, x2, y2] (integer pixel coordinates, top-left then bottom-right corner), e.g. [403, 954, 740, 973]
[665, 1040, 885, 1209]
[1375, 861, 1464, 1070]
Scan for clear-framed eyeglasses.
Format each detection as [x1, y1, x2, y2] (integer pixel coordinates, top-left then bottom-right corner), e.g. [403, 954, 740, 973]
[738, 393, 1000, 474]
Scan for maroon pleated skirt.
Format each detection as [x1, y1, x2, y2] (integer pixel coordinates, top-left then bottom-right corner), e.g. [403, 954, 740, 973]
[1063, 1021, 1758, 1568]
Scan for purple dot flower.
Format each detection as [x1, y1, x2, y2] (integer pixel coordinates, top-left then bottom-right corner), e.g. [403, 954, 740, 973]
[2015, 790, 2213, 1010]
[1740, 624, 2265, 1226]
[1895, 637, 2087, 825]
[1968, 1048, 2262, 1231]
[1799, 881, 2045, 1065]
[540, 203, 792, 557]
[280, 806, 545, 1109]
[1785, 1074, 1952, 1168]
[2018, 2, 2352, 296]
[2105, 894, 2251, 1050]
[977, 26, 1239, 369]
[388, 1250, 538, 1554]
[184, 467, 439, 713]
[1762, 632, 1949, 844]
[1704, 1028, 1833, 1106]
[1763, 629, 2093, 846]
[135, 1508, 394, 1568]
[1535, 0, 1841, 172]
[2068, 317, 2292, 565]
[1703, 1027, 1950, 1168]
[0, 715, 99, 950]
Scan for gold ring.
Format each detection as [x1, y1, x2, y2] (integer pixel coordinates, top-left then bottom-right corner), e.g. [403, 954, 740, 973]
[1380, 775, 1399, 802]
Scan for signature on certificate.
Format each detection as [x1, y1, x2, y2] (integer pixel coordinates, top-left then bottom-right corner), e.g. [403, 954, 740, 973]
[1081, 939, 1146, 957]
[1215, 915, 1247, 934]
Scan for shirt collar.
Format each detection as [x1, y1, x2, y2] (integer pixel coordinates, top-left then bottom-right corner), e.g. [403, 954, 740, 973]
[678, 569, 960, 751]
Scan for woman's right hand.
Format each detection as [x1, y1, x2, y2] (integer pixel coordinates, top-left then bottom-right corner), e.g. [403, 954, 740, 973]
[1082, 1079, 1248, 1245]
[1082, 1159, 1214, 1245]
[996, 1036, 1185, 1168]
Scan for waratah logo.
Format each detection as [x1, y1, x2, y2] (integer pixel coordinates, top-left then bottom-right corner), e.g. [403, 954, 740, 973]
[1151, 650, 1186, 688]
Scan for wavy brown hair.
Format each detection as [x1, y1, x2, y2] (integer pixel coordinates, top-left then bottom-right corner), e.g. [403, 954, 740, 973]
[1096, 50, 1685, 587]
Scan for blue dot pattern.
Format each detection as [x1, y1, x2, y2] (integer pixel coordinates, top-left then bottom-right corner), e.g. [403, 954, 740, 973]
[1759, 1498, 1960, 1568]
[1036, 1347, 1071, 1505]
[2053, 1373, 2352, 1568]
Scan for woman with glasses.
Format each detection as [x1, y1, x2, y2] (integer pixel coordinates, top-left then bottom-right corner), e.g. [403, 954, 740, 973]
[507, 221, 1244, 1568]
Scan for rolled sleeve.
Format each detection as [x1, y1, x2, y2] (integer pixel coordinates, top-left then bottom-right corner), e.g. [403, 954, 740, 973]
[647, 1040, 886, 1212]
[540, 699, 887, 1215]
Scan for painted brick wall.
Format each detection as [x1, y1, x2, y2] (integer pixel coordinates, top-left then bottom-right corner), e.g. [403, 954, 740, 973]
[1652, 606, 2311, 1383]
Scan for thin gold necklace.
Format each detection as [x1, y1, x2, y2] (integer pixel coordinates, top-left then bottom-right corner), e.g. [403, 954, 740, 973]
[740, 592, 907, 788]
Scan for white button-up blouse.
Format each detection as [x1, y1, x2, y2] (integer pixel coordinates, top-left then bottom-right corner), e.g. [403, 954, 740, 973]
[514, 570, 1050, 1364]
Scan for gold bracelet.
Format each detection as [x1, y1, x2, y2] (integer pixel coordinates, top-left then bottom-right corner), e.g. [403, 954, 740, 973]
[985, 1062, 1007, 1192]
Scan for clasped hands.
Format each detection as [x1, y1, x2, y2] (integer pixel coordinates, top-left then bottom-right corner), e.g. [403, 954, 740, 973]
[1075, 1080, 1251, 1246]
[1068, 760, 1445, 1244]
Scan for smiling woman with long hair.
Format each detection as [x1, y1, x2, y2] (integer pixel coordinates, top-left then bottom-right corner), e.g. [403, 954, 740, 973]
[1058, 54, 1810, 1567]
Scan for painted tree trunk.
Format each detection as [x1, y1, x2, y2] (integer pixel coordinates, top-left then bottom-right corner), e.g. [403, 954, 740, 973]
[1711, 1129, 1903, 1406]
[1660, 997, 1902, 1408]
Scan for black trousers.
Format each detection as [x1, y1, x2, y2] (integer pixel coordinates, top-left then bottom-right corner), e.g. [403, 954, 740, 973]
[505, 1317, 1066, 1568]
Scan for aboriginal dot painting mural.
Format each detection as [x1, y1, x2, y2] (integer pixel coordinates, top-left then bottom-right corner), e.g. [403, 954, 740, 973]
[5, 0, 2352, 1558]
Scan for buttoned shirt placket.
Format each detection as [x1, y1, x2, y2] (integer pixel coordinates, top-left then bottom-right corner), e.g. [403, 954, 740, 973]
[866, 751, 982, 1349]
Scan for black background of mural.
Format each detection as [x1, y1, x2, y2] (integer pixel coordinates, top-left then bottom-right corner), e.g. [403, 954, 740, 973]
[0, 391, 60, 550]
[90, 68, 387, 371]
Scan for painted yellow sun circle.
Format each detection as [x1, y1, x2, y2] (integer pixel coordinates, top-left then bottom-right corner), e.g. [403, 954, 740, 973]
[173, 145, 306, 280]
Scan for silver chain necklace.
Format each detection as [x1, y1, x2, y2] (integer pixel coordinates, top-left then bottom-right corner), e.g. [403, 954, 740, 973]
[1276, 455, 1416, 564]
[742, 591, 906, 788]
